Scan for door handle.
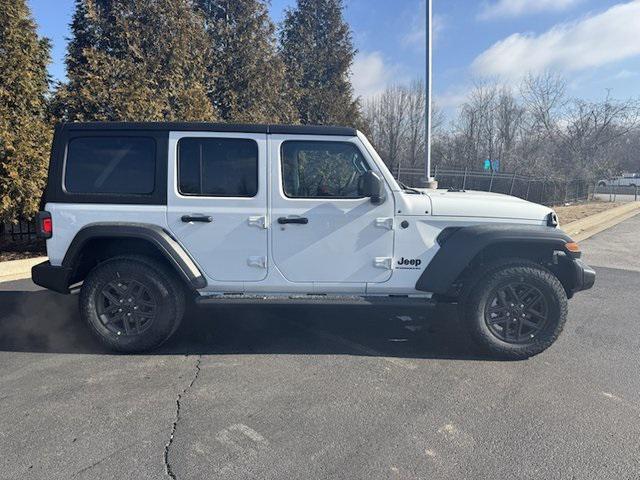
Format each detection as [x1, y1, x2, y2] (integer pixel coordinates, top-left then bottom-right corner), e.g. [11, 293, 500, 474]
[277, 217, 309, 225]
[181, 214, 213, 223]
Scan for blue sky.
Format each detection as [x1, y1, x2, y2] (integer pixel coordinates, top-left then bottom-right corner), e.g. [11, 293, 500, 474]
[29, 0, 640, 114]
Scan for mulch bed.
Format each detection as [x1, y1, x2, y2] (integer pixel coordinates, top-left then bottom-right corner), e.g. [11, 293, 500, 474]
[0, 239, 46, 262]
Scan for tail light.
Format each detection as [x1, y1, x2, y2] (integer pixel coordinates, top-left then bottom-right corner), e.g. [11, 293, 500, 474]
[36, 211, 52, 239]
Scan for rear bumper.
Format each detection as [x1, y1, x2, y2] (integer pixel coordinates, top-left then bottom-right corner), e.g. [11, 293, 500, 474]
[571, 259, 596, 294]
[31, 261, 72, 294]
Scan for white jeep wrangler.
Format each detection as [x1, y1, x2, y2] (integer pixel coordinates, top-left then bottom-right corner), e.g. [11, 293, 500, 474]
[32, 122, 595, 358]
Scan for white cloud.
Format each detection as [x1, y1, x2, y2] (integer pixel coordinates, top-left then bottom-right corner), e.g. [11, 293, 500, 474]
[351, 51, 397, 98]
[479, 0, 583, 20]
[472, 1, 640, 80]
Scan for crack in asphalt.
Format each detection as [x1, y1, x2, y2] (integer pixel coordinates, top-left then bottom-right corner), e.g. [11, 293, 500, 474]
[164, 355, 202, 479]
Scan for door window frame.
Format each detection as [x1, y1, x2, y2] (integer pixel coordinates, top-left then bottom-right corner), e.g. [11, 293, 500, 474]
[169, 131, 266, 202]
[176, 137, 259, 199]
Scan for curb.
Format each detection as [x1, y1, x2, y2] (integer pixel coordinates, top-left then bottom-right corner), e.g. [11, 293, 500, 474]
[562, 202, 640, 242]
[0, 256, 47, 282]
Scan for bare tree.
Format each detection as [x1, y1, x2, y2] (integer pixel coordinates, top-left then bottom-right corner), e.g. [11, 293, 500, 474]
[362, 73, 640, 185]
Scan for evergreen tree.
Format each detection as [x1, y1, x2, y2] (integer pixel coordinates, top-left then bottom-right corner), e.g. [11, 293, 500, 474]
[195, 0, 296, 123]
[54, 0, 215, 122]
[280, 0, 360, 126]
[0, 0, 52, 222]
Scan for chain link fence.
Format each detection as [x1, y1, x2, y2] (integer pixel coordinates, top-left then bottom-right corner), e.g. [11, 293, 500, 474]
[395, 166, 638, 205]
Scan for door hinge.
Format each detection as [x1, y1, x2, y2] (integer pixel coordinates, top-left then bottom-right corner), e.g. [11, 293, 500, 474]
[375, 217, 394, 230]
[373, 257, 393, 269]
[247, 256, 267, 269]
[248, 216, 267, 229]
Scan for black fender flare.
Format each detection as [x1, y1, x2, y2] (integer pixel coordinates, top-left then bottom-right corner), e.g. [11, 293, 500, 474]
[415, 224, 575, 294]
[62, 222, 206, 290]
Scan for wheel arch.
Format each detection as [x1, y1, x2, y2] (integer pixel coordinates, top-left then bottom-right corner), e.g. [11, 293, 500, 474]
[63, 223, 206, 291]
[416, 224, 579, 297]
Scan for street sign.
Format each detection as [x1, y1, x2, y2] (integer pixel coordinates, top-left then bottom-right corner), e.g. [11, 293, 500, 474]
[484, 159, 491, 171]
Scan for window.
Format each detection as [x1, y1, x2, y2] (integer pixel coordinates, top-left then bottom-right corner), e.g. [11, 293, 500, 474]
[281, 141, 370, 198]
[65, 137, 156, 194]
[178, 138, 258, 197]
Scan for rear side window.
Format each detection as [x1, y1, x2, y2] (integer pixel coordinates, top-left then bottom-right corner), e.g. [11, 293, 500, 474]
[178, 138, 258, 197]
[65, 137, 156, 194]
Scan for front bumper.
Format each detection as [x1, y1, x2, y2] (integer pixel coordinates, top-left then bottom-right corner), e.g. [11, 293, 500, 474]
[570, 258, 596, 294]
[31, 261, 72, 294]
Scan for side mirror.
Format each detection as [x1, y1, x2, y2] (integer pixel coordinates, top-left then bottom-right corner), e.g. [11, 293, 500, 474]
[358, 170, 386, 204]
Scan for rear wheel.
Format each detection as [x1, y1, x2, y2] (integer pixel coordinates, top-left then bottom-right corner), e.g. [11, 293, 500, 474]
[80, 256, 185, 353]
[462, 260, 568, 359]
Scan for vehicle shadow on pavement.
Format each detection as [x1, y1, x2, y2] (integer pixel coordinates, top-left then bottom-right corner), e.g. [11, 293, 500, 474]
[0, 289, 495, 361]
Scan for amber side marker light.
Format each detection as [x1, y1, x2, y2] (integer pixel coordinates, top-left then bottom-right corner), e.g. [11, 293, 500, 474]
[565, 242, 581, 254]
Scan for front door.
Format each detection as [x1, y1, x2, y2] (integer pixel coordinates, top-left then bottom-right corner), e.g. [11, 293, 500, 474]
[270, 135, 395, 285]
[166, 132, 268, 283]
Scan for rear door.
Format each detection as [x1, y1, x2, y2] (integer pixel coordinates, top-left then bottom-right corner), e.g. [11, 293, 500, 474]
[269, 135, 395, 286]
[166, 132, 268, 283]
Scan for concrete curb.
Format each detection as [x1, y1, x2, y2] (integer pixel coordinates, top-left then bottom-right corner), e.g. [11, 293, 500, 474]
[0, 256, 47, 282]
[562, 202, 640, 242]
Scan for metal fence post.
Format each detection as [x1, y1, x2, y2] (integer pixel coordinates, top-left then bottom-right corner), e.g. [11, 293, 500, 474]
[462, 167, 468, 190]
[509, 172, 516, 195]
[525, 177, 531, 200]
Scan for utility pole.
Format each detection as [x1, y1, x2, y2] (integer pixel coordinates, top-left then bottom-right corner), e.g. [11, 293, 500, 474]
[424, 0, 438, 189]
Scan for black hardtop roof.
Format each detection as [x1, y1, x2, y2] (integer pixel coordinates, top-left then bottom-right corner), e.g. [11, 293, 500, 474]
[59, 121, 357, 137]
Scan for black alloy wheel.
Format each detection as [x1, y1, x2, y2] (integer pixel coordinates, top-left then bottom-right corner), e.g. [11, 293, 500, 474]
[484, 282, 549, 344]
[96, 278, 158, 336]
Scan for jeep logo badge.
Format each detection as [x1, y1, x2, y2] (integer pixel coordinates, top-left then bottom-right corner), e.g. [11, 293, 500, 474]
[396, 257, 422, 269]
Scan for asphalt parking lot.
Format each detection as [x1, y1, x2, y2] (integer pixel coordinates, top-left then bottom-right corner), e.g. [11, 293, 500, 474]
[1, 215, 640, 480]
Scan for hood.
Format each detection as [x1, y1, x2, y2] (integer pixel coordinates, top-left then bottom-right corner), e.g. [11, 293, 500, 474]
[421, 189, 553, 221]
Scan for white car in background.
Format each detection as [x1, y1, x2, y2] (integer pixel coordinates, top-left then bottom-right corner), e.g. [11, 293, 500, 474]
[598, 173, 639, 188]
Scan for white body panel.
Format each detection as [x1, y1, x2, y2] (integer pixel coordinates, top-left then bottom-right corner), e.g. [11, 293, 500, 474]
[165, 132, 268, 283]
[426, 189, 552, 220]
[269, 134, 395, 285]
[45, 203, 169, 266]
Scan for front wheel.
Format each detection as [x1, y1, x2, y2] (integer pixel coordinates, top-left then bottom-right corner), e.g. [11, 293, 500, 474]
[80, 256, 185, 353]
[462, 260, 568, 359]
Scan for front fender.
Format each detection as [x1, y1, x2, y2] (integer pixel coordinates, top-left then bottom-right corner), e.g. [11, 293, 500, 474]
[415, 224, 575, 294]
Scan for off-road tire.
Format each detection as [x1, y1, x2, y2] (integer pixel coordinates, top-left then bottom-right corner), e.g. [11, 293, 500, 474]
[461, 259, 568, 359]
[80, 255, 185, 353]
